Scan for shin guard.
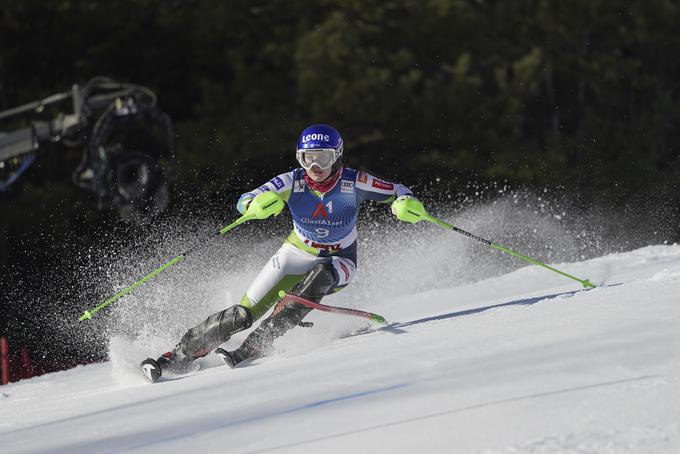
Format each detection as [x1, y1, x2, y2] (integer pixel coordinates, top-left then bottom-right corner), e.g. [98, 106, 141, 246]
[179, 305, 252, 358]
[231, 263, 335, 363]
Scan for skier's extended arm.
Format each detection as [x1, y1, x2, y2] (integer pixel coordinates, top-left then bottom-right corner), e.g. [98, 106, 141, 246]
[355, 170, 413, 204]
[355, 170, 426, 223]
[236, 171, 295, 214]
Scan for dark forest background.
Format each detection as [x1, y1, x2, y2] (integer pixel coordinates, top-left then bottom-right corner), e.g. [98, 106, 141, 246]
[1, 0, 679, 369]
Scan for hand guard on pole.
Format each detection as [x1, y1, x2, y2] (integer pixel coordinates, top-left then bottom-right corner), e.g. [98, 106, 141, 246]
[242, 191, 285, 220]
[391, 195, 428, 223]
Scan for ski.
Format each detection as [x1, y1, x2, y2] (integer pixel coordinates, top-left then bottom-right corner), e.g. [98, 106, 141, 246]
[278, 291, 387, 325]
[340, 322, 405, 339]
[140, 295, 388, 383]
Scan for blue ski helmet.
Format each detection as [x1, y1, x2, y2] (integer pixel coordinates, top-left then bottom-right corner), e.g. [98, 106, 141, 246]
[296, 124, 343, 170]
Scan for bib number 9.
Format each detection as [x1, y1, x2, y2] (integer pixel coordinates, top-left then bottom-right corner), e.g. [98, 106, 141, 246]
[315, 228, 330, 238]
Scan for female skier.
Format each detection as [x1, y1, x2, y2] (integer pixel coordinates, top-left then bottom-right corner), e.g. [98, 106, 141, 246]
[142, 124, 425, 381]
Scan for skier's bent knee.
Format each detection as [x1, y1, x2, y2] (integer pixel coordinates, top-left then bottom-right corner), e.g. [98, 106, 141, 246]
[293, 263, 336, 302]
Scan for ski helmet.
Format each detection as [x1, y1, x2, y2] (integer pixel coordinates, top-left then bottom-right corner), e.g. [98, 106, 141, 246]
[296, 124, 343, 170]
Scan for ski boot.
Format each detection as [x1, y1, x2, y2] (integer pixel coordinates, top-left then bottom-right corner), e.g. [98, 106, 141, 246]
[140, 304, 253, 383]
[140, 346, 198, 383]
[140, 358, 162, 383]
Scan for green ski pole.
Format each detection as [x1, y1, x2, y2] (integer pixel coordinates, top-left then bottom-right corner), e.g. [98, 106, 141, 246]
[391, 197, 596, 289]
[79, 191, 286, 321]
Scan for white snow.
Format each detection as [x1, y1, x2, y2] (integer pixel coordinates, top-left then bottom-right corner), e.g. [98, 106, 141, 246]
[1, 245, 680, 453]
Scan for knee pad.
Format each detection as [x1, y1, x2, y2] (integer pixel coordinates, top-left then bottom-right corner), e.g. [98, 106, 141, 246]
[180, 305, 253, 357]
[293, 263, 336, 302]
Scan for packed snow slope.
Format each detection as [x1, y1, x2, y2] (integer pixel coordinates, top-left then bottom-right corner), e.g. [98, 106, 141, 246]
[1, 245, 680, 453]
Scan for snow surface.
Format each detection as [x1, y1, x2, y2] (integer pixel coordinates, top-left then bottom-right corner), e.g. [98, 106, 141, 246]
[1, 245, 680, 453]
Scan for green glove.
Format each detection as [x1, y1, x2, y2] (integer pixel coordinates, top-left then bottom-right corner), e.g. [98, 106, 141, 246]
[391, 195, 428, 223]
[245, 191, 285, 220]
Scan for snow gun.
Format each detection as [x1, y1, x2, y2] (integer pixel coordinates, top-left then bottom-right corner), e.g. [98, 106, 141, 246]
[78, 191, 285, 321]
[391, 197, 596, 289]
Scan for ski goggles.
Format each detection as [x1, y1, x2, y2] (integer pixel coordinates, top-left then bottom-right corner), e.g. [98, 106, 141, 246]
[296, 148, 341, 170]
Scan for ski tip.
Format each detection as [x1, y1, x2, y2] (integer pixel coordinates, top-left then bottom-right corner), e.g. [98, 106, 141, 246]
[371, 314, 388, 325]
[79, 311, 92, 321]
[140, 358, 162, 383]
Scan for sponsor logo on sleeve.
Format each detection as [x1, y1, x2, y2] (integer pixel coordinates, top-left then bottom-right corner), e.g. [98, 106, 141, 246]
[341, 180, 354, 193]
[371, 178, 394, 191]
[257, 185, 270, 193]
[270, 176, 285, 190]
[357, 171, 368, 184]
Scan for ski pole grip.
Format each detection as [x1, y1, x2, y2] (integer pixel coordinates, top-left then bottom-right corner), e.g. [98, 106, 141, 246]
[424, 214, 454, 230]
[247, 191, 285, 220]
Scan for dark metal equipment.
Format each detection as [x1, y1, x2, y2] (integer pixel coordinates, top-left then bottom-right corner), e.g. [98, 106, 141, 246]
[0, 77, 176, 223]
